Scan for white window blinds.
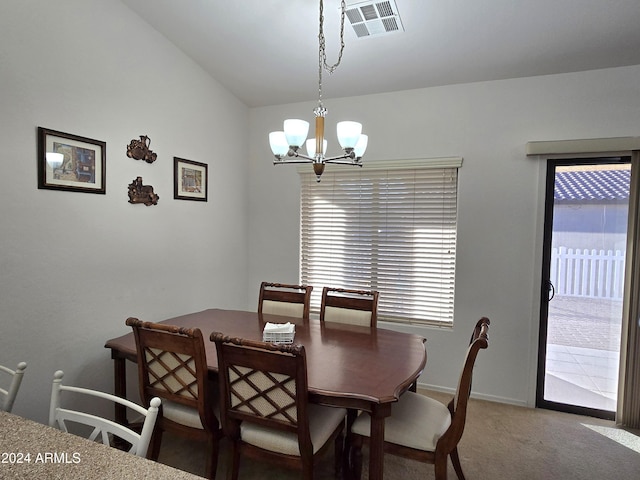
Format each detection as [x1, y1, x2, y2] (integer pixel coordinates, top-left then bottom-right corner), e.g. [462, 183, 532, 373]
[299, 161, 459, 326]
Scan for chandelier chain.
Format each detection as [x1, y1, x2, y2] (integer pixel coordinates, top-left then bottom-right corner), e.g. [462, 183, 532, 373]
[268, 0, 365, 182]
[317, 0, 347, 107]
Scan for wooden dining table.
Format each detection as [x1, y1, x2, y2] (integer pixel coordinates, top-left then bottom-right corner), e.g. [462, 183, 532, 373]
[104, 308, 427, 480]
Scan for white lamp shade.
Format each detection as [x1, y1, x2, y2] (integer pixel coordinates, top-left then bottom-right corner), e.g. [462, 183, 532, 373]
[336, 121, 362, 150]
[46, 152, 64, 169]
[283, 119, 309, 148]
[269, 131, 289, 157]
[354, 134, 368, 158]
[306, 138, 327, 157]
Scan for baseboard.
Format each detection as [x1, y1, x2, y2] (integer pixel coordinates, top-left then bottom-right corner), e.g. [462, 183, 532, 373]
[417, 382, 529, 408]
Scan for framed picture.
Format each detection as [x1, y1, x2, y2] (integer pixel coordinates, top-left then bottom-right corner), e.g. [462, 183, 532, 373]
[37, 127, 106, 194]
[174, 157, 208, 202]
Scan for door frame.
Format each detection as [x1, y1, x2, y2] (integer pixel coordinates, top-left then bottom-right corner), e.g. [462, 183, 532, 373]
[536, 156, 630, 420]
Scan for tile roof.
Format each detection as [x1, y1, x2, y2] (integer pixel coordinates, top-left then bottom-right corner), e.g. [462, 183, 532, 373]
[555, 169, 630, 201]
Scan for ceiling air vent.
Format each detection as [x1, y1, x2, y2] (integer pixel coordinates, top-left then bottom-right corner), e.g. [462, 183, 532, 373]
[345, 0, 404, 38]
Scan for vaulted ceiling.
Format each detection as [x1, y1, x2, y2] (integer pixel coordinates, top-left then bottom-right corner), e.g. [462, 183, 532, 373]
[120, 0, 640, 107]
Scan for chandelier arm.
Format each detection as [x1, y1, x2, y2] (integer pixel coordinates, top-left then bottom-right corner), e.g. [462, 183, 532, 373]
[324, 158, 363, 166]
[273, 159, 314, 165]
[290, 152, 316, 162]
[274, 151, 317, 163]
[324, 150, 356, 162]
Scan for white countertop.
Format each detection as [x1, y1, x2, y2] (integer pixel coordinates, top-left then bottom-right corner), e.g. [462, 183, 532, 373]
[0, 411, 203, 479]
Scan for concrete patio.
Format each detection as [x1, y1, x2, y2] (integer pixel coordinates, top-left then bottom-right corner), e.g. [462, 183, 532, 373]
[544, 296, 622, 411]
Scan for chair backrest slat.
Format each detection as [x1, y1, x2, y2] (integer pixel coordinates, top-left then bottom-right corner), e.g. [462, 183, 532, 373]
[0, 362, 27, 413]
[320, 287, 379, 327]
[444, 317, 490, 446]
[258, 282, 313, 320]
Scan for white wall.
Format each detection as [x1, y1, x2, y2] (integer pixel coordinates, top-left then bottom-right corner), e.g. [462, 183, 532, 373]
[248, 65, 640, 406]
[3, 1, 640, 420]
[0, 0, 249, 422]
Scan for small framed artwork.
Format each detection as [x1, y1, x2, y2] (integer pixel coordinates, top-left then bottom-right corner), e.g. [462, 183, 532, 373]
[174, 157, 208, 202]
[37, 127, 106, 194]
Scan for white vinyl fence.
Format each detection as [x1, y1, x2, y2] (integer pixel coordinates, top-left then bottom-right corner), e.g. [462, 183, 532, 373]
[550, 247, 625, 299]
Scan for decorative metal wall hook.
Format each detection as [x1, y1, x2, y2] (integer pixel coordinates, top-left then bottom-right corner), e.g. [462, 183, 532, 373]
[126, 135, 157, 163]
[128, 177, 159, 206]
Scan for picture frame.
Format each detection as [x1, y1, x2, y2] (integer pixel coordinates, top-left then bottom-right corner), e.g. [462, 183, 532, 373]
[174, 157, 208, 202]
[37, 127, 106, 194]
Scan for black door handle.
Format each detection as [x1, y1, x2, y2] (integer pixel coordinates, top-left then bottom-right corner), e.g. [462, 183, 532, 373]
[547, 281, 555, 301]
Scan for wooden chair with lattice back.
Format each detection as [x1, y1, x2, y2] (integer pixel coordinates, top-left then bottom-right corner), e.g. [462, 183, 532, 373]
[258, 282, 313, 320]
[210, 332, 347, 480]
[320, 287, 379, 327]
[126, 318, 222, 479]
[349, 317, 491, 480]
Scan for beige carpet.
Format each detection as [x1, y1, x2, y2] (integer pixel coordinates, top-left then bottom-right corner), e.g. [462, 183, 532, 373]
[158, 390, 640, 479]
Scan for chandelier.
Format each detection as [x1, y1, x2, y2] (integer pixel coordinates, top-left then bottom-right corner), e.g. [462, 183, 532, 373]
[268, 0, 368, 182]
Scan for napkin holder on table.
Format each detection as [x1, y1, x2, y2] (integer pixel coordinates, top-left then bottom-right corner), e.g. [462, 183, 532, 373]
[263, 322, 295, 344]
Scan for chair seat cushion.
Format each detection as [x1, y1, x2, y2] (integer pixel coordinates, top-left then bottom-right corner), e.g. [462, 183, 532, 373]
[241, 404, 347, 456]
[163, 400, 205, 429]
[163, 399, 220, 431]
[351, 392, 451, 452]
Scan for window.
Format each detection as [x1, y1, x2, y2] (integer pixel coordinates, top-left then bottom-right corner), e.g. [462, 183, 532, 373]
[299, 158, 460, 326]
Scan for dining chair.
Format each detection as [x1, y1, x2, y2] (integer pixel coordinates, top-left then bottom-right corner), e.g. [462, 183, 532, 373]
[210, 331, 347, 480]
[49, 370, 161, 457]
[258, 282, 313, 320]
[320, 286, 381, 463]
[348, 317, 490, 480]
[0, 361, 27, 413]
[126, 317, 222, 479]
[320, 287, 379, 327]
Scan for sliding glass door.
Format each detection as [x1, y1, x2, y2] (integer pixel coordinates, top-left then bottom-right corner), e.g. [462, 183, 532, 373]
[537, 158, 631, 419]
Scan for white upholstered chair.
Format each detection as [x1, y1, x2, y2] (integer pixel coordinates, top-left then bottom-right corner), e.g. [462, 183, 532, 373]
[0, 361, 27, 413]
[49, 370, 160, 457]
[320, 287, 379, 327]
[258, 282, 313, 320]
[349, 317, 491, 480]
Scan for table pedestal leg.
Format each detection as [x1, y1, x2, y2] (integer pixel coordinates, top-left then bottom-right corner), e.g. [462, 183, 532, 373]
[112, 356, 128, 425]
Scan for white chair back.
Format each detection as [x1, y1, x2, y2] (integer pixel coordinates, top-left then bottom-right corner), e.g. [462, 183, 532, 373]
[0, 361, 27, 413]
[49, 370, 160, 457]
